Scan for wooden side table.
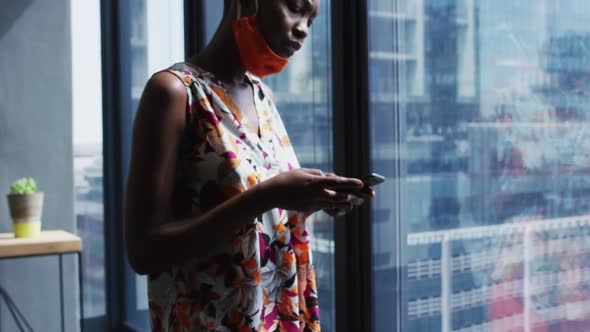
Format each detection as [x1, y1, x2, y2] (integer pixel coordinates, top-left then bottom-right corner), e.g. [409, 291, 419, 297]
[0, 230, 84, 332]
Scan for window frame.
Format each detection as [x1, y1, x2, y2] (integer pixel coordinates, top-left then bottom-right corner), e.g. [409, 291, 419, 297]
[184, 0, 205, 58]
[331, 0, 377, 331]
[101, 0, 169, 330]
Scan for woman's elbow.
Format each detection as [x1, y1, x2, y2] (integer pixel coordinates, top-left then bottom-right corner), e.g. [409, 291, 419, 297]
[126, 244, 151, 275]
[131, 263, 149, 276]
[124, 212, 155, 274]
[124, 227, 156, 275]
[125, 233, 170, 275]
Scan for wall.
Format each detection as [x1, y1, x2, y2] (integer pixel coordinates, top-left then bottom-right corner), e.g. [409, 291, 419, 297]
[0, 0, 77, 330]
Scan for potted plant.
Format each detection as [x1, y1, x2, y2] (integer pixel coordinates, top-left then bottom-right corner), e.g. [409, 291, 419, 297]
[6, 178, 44, 238]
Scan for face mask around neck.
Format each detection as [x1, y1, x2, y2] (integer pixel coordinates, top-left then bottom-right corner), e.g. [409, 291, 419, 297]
[232, 0, 289, 78]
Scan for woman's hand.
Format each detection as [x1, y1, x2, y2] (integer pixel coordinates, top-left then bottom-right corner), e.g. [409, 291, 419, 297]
[259, 168, 364, 213]
[322, 172, 375, 217]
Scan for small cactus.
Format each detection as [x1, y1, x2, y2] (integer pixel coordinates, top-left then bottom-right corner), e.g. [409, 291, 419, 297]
[9, 177, 38, 195]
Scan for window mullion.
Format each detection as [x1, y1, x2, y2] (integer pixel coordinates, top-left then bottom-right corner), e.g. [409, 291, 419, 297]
[332, 0, 373, 331]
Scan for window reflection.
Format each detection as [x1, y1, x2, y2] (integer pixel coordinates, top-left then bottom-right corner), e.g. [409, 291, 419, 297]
[369, 0, 590, 331]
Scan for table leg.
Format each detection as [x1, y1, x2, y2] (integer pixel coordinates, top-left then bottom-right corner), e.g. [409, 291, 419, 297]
[0, 286, 25, 332]
[77, 252, 84, 332]
[59, 254, 65, 332]
[0, 286, 34, 332]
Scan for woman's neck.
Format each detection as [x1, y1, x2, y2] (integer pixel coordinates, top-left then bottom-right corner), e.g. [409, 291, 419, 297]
[188, 20, 248, 86]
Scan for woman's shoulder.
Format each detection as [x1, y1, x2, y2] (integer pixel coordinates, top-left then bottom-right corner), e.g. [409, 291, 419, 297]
[144, 70, 188, 106]
[160, 62, 206, 88]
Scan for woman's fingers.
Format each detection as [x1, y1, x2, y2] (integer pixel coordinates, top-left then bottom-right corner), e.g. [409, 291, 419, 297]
[325, 208, 347, 217]
[351, 196, 365, 206]
[327, 192, 364, 206]
[319, 189, 350, 203]
[321, 191, 373, 216]
[303, 171, 375, 213]
[324, 203, 351, 211]
[314, 175, 363, 190]
[362, 186, 376, 197]
[335, 186, 375, 199]
[304, 170, 366, 191]
[301, 168, 324, 176]
[323, 202, 353, 216]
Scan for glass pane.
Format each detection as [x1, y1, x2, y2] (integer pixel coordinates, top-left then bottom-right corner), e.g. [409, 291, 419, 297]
[124, 0, 185, 328]
[265, 0, 335, 330]
[369, 0, 590, 331]
[71, 0, 105, 319]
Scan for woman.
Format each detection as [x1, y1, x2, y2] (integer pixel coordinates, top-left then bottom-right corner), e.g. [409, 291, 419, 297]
[124, 0, 373, 330]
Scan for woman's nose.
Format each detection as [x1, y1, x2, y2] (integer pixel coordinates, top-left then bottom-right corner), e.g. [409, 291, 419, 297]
[294, 22, 308, 40]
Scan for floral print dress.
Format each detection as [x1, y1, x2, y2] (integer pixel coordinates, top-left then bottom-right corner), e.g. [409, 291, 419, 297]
[147, 63, 321, 332]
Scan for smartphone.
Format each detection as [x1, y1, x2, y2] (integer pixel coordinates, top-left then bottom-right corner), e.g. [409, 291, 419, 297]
[360, 173, 386, 187]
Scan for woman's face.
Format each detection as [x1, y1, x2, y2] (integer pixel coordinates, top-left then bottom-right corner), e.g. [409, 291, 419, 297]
[257, 0, 320, 58]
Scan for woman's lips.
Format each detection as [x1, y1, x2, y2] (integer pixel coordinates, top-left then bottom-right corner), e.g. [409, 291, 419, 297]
[289, 40, 303, 51]
[284, 40, 303, 56]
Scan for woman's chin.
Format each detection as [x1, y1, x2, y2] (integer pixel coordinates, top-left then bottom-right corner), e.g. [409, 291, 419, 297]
[273, 46, 294, 59]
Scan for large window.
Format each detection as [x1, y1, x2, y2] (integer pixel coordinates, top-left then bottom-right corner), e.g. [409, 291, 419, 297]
[71, 0, 105, 321]
[369, 0, 590, 331]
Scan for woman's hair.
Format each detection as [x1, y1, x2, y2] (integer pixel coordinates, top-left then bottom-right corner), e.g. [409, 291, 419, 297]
[224, 0, 231, 16]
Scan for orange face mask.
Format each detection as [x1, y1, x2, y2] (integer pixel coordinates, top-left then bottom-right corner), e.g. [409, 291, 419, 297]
[232, 1, 289, 78]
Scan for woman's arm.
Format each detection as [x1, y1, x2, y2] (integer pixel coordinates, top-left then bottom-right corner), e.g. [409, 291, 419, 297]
[124, 72, 362, 275]
[124, 72, 273, 275]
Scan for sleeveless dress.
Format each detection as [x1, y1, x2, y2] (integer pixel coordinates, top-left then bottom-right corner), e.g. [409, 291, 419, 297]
[147, 63, 321, 332]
